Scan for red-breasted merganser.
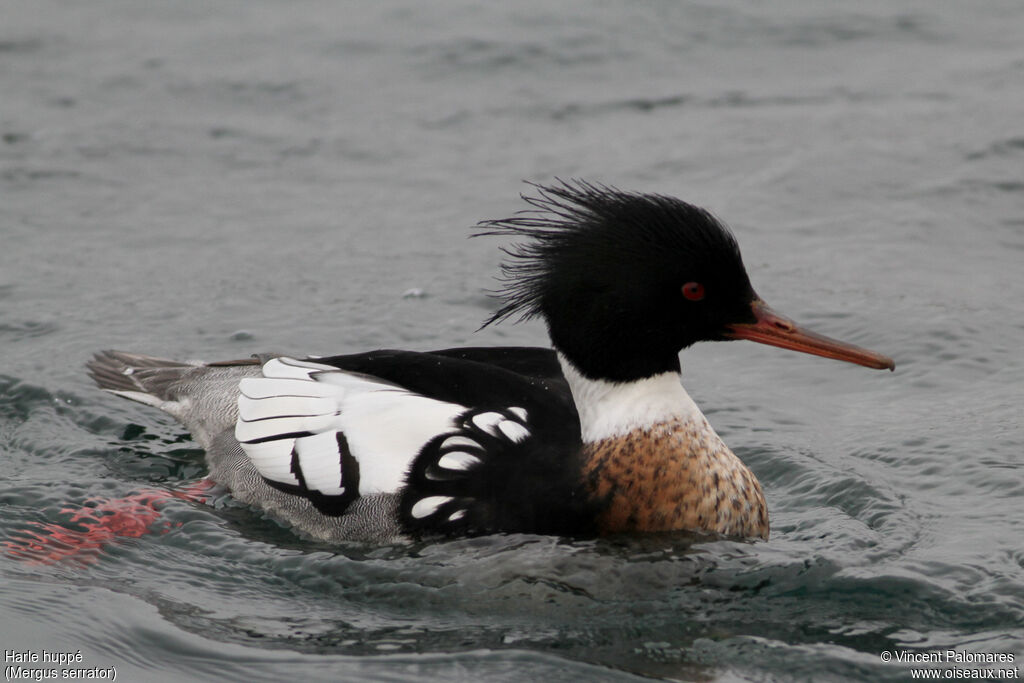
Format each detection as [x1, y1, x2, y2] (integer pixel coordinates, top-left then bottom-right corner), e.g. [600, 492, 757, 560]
[87, 181, 894, 544]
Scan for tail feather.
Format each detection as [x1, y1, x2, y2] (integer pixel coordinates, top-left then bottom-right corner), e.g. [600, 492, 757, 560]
[88, 350, 264, 445]
[87, 350, 200, 405]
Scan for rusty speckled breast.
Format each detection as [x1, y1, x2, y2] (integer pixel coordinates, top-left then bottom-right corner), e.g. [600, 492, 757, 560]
[582, 418, 769, 539]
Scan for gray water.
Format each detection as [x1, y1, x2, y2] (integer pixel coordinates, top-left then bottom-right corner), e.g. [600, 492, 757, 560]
[2, 1, 1022, 681]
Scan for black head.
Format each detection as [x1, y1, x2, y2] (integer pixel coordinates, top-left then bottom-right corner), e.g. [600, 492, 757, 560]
[477, 180, 759, 382]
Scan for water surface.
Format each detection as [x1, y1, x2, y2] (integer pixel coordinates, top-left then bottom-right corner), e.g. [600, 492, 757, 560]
[2, 1, 1022, 681]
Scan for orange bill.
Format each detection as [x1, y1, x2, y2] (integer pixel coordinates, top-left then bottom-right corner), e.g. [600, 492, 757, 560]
[724, 299, 895, 371]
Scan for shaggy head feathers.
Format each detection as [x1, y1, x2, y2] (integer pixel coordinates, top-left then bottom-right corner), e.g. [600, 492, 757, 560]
[476, 180, 758, 381]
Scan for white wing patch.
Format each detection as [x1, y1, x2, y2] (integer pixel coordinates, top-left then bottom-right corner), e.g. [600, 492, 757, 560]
[411, 496, 453, 519]
[470, 410, 531, 443]
[436, 450, 482, 471]
[243, 439, 301, 486]
[294, 431, 346, 496]
[235, 357, 468, 497]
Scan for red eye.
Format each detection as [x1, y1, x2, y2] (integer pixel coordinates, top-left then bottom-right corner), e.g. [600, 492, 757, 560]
[682, 282, 705, 301]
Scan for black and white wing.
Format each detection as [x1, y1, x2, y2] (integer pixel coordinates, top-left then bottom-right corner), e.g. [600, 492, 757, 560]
[235, 357, 467, 515]
[233, 353, 591, 535]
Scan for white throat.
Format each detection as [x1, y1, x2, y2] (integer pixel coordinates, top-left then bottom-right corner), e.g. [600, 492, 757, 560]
[557, 353, 706, 443]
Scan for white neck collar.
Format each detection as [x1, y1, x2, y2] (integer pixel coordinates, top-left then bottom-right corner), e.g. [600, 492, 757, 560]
[557, 353, 705, 443]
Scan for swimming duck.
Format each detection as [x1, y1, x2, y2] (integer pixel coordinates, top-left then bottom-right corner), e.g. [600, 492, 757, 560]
[87, 181, 894, 544]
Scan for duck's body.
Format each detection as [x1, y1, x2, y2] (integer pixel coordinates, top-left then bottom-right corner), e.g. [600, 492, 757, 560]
[88, 181, 893, 544]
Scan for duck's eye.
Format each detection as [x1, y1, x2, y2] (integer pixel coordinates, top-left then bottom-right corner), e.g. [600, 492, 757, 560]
[682, 282, 706, 301]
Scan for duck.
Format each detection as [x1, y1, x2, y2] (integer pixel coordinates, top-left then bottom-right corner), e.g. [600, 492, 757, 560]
[87, 180, 894, 544]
